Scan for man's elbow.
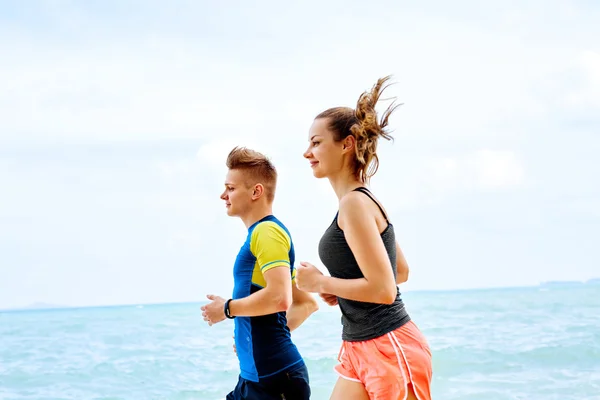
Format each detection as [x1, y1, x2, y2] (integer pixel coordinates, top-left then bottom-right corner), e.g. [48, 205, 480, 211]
[274, 291, 293, 312]
[305, 296, 319, 315]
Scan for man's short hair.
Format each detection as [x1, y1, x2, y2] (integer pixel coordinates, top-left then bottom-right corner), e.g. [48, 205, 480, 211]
[226, 147, 277, 202]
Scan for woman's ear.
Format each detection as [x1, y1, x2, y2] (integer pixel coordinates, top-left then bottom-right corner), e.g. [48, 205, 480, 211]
[342, 135, 355, 153]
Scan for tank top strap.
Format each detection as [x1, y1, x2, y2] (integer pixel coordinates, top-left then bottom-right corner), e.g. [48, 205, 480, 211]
[352, 187, 389, 222]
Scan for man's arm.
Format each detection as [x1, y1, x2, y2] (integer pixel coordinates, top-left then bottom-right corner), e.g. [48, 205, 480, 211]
[228, 266, 292, 317]
[230, 275, 317, 356]
[286, 283, 318, 332]
[228, 221, 294, 318]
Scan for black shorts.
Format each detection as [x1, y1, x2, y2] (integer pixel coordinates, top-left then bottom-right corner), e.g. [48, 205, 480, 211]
[226, 362, 311, 400]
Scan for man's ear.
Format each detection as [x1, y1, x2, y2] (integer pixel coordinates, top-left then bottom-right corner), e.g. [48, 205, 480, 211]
[252, 183, 264, 200]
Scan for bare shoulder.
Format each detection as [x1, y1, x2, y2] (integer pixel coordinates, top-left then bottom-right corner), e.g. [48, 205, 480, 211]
[338, 191, 373, 230]
[339, 191, 370, 214]
[339, 189, 390, 232]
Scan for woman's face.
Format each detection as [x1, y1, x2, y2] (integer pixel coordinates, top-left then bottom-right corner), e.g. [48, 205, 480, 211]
[303, 118, 348, 179]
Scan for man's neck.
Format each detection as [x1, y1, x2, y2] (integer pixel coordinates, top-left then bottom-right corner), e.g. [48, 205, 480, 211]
[241, 205, 273, 229]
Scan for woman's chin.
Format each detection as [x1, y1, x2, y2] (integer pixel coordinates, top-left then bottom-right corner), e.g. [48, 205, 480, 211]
[311, 168, 326, 179]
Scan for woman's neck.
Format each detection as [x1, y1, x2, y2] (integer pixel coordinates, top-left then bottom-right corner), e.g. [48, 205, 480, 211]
[328, 170, 364, 201]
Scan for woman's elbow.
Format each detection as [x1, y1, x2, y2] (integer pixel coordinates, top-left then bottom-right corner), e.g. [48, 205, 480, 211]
[396, 262, 409, 284]
[396, 269, 409, 284]
[382, 291, 397, 305]
[375, 285, 397, 305]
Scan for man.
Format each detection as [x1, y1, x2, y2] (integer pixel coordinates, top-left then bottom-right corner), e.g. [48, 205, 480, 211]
[201, 146, 318, 400]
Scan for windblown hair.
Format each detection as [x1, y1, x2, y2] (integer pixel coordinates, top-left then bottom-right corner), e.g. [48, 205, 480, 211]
[226, 146, 277, 202]
[315, 75, 401, 183]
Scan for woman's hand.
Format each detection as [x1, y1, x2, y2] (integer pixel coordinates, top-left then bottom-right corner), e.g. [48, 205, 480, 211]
[296, 261, 325, 293]
[319, 293, 338, 306]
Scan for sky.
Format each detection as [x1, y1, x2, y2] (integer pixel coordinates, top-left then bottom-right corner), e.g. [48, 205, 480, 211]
[0, 0, 599, 309]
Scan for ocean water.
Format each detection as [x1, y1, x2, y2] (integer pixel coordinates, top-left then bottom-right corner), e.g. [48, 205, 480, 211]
[1, 285, 599, 400]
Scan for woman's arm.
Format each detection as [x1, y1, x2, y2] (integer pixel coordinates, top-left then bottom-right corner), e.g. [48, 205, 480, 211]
[395, 240, 409, 284]
[320, 192, 398, 304]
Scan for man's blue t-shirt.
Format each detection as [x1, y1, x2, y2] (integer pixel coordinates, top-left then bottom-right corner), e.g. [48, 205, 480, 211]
[232, 215, 304, 382]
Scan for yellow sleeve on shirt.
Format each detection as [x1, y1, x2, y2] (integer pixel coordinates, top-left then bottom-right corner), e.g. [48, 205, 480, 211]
[250, 221, 292, 276]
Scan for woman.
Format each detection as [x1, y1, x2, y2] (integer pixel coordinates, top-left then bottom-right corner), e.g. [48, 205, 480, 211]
[296, 76, 432, 400]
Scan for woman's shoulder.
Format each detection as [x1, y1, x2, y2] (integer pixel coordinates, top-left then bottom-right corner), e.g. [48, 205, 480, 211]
[337, 190, 376, 229]
[339, 190, 372, 212]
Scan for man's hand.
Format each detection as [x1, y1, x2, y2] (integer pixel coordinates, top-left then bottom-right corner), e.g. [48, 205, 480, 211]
[200, 294, 226, 326]
[296, 262, 325, 293]
[319, 293, 338, 306]
[286, 282, 319, 332]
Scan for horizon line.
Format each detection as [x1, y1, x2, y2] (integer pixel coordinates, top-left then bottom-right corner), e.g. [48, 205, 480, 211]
[2, 279, 598, 313]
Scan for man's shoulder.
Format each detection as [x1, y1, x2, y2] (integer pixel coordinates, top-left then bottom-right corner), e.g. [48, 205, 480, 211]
[252, 217, 291, 238]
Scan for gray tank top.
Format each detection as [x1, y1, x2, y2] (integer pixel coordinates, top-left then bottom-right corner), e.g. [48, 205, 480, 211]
[318, 187, 410, 342]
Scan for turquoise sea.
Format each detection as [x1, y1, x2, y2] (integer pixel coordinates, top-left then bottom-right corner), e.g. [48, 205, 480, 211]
[1, 284, 599, 400]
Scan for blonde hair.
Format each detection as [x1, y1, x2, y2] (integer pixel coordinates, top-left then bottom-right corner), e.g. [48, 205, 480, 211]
[226, 146, 277, 202]
[315, 76, 400, 183]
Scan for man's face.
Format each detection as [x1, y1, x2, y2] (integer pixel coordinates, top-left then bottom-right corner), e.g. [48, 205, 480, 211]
[220, 169, 254, 218]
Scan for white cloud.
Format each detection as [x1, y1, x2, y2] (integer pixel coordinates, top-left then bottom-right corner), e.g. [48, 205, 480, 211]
[428, 149, 525, 191]
[427, 157, 461, 192]
[157, 159, 197, 179]
[411, 149, 525, 207]
[565, 50, 600, 109]
[196, 137, 276, 168]
[566, 198, 600, 218]
[581, 51, 600, 85]
[1, 1, 599, 308]
[471, 149, 525, 189]
[0, 1, 584, 146]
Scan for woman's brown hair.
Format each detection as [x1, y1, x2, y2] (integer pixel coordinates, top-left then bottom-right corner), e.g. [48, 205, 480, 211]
[315, 75, 401, 183]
